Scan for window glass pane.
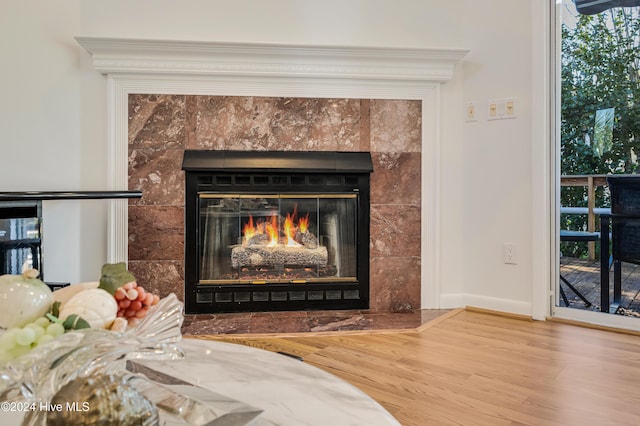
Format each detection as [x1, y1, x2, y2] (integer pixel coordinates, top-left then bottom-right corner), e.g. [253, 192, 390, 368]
[198, 194, 357, 284]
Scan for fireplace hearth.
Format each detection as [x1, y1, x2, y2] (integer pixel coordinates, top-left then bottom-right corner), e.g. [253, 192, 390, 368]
[182, 150, 373, 314]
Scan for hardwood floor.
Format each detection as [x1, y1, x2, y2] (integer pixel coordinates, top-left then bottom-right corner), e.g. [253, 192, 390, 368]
[192, 308, 640, 426]
[560, 256, 640, 314]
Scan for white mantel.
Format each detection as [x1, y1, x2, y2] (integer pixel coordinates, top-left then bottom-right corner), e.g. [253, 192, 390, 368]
[76, 37, 466, 81]
[76, 36, 468, 309]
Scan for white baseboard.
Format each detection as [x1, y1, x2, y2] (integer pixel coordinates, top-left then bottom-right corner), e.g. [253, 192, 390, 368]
[440, 293, 532, 317]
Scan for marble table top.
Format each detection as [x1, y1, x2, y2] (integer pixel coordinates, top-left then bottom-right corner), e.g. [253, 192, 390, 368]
[0, 337, 399, 425]
[142, 337, 401, 426]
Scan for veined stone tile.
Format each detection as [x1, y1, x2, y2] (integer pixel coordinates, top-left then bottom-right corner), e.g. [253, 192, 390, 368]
[249, 312, 309, 334]
[366, 311, 422, 330]
[370, 152, 421, 205]
[370, 204, 420, 257]
[307, 98, 361, 151]
[128, 260, 184, 302]
[306, 312, 371, 332]
[128, 206, 184, 261]
[181, 313, 251, 335]
[369, 256, 421, 312]
[179, 309, 443, 335]
[359, 99, 371, 152]
[191, 96, 309, 151]
[128, 94, 186, 149]
[128, 148, 184, 206]
[187, 96, 232, 150]
[370, 99, 421, 153]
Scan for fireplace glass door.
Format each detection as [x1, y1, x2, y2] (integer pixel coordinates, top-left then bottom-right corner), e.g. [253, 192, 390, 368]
[199, 194, 357, 285]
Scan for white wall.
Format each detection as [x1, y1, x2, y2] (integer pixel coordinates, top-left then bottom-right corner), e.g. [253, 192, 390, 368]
[0, 0, 108, 283]
[445, 2, 536, 314]
[1, 0, 545, 316]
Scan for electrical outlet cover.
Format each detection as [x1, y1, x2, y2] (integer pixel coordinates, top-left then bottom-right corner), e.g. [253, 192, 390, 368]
[503, 243, 517, 264]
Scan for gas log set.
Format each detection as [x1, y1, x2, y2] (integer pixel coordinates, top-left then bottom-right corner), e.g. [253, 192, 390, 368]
[232, 208, 328, 273]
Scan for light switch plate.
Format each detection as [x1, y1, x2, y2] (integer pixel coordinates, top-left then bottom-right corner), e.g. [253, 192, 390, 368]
[466, 102, 477, 122]
[488, 99, 500, 120]
[504, 97, 516, 119]
[488, 97, 516, 120]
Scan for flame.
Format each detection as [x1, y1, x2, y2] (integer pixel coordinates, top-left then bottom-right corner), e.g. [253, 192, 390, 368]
[242, 207, 310, 247]
[283, 212, 300, 246]
[265, 215, 279, 246]
[243, 216, 256, 242]
[298, 213, 309, 234]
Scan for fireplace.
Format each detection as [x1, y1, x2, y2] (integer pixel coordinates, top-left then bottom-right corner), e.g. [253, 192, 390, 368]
[182, 150, 373, 313]
[75, 38, 468, 314]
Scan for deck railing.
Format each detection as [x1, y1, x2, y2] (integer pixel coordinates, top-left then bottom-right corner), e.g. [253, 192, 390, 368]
[560, 174, 609, 260]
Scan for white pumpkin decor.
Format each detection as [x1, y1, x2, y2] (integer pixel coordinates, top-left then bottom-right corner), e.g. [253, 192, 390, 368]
[52, 281, 99, 305]
[58, 288, 118, 330]
[0, 269, 53, 329]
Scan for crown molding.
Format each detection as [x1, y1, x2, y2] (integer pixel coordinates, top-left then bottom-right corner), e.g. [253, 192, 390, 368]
[75, 37, 468, 82]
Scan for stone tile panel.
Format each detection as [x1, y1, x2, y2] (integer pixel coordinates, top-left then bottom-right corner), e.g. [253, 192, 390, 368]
[128, 206, 184, 261]
[369, 256, 421, 312]
[128, 94, 186, 149]
[250, 312, 309, 334]
[370, 204, 420, 257]
[307, 98, 361, 151]
[370, 99, 421, 153]
[370, 152, 421, 205]
[128, 148, 184, 206]
[128, 260, 184, 302]
[182, 313, 251, 335]
[191, 96, 309, 151]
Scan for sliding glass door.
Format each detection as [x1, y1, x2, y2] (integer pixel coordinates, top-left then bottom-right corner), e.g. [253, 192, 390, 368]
[555, 0, 640, 327]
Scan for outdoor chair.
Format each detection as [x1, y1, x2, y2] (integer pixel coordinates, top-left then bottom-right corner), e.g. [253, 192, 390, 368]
[605, 175, 640, 312]
[559, 230, 597, 307]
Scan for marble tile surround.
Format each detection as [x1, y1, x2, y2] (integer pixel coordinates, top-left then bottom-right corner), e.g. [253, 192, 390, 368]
[128, 94, 422, 330]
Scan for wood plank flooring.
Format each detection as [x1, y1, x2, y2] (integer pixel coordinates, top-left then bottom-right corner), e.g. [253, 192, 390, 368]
[193, 309, 640, 426]
[560, 256, 640, 314]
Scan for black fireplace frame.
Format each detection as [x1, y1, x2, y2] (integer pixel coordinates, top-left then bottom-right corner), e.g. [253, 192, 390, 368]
[182, 150, 373, 314]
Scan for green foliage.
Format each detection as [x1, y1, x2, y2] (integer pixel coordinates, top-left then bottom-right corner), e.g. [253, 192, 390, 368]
[61, 314, 90, 330]
[46, 302, 90, 330]
[562, 9, 640, 178]
[48, 301, 60, 318]
[99, 262, 135, 295]
[561, 8, 640, 256]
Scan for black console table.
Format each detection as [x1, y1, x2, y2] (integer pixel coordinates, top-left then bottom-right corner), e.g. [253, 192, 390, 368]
[0, 191, 142, 280]
[0, 191, 142, 201]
